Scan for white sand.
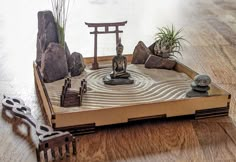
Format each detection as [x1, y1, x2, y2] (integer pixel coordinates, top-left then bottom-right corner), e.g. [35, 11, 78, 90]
[45, 64, 192, 111]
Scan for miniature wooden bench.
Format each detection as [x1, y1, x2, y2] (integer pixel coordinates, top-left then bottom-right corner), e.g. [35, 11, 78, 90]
[60, 78, 87, 107]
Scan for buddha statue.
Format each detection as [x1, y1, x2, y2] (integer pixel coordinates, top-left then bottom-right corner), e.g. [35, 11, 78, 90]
[110, 41, 131, 79]
[103, 40, 134, 85]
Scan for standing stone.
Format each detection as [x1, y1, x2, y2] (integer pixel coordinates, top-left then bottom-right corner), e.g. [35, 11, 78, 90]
[65, 42, 71, 67]
[41, 43, 68, 82]
[148, 42, 156, 54]
[69, 52, 86, 77]
[36, 10, 58, 66]
[131, 41, 152, 64]
[145, 55, 176, 70]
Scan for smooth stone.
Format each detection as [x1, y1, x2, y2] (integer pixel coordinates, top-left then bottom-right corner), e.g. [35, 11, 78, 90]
[194, 75, 211, 86]
[41, 43, 68, 83]
[191, 82, 210, 92]
[69, 52, 85, 77]
[103, 75, 134, 85]
[144, 55, 176, 70]
[36, 10, 58, 66]
[131, 41, 152, 64]
[186, 90, 209, 97]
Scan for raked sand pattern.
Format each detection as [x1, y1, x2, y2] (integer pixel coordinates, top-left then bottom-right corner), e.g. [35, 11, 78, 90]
[46, 65, 193, 110]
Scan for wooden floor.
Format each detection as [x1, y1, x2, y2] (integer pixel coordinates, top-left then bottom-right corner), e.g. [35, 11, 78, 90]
[1, 0, 236, 161]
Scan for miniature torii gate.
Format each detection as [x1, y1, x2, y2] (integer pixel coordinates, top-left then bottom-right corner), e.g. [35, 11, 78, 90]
[85, 21, 127, 69]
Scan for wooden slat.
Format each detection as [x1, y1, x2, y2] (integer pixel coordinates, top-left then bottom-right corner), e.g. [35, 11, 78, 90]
[33, 63, 55, 126]
[53, 95, 229, 128]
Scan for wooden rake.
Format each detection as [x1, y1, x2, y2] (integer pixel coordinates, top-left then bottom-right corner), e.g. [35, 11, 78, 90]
[2, 96, 77, 162]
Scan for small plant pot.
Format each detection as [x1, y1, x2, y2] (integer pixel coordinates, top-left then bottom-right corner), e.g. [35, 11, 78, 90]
[144, 54, 176, 70]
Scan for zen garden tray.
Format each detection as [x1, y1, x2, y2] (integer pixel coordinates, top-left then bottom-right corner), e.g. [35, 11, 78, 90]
[34, 55, 231, 135]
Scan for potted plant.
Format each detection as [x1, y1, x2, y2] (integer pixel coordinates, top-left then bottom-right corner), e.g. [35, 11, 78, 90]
[145, 25, 186, 69]
[154, 25, 185, 58]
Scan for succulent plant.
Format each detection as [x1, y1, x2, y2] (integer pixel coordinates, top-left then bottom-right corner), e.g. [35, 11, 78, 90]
[154, 25, 186, 58]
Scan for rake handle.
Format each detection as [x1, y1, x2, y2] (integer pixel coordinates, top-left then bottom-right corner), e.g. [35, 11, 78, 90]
[2, 96, 53, 136]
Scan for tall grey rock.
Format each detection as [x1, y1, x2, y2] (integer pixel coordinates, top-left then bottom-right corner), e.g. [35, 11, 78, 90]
[41, 43, 68, 82]
[36, 10, 58, 66]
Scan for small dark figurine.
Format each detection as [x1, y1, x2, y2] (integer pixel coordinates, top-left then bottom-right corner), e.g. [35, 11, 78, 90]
[110, 41, 130, 79]
[103, 39, 134, 85]
[186, 74, 211, 97]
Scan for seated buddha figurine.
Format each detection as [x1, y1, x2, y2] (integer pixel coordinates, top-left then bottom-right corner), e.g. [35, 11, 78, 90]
[110, 41, 131, 79]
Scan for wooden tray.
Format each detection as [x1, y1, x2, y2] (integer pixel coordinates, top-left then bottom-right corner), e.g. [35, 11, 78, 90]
[34, 55, 231, 135]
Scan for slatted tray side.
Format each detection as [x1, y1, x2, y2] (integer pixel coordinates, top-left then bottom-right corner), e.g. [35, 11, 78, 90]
[53, 94, 230, 129]
[33, 62, 55, 127]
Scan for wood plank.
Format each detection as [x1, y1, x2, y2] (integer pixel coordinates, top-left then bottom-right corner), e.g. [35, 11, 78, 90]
[219, 122, 236, 144]
[78, 121, 205, 161]
[184, 46, 236, 85]
[192, 121, 236, 161]
[207, 17, 236, 45]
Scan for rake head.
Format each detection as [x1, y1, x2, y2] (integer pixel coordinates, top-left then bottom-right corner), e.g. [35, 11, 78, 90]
[37, 131, 77, 161]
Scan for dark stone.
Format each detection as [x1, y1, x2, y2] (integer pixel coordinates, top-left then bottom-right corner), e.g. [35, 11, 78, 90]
[131, 41, 152, 64]
[69, 52, 86, 77]
[65, 42, 71, 67]
[103, 75, 134, 85]
[148, 42, 156, 54]
[194, 75, 211, 86]
[191, 82, 210, 92]
[186, 74, 212, 98]
[144, 55, 176, 70]
[41, 43, 68, 82]
[186, 90, 209, 97]
[36, 10, 58, 66]
[192, 86, 210, 92]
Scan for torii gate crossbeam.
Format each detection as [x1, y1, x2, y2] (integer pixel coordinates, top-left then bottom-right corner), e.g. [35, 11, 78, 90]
[85, 21, 127, 69]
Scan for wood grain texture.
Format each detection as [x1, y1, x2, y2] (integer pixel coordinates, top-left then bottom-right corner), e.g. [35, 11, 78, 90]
[78, 121, 205, 162]
[1, 0, 236, 161]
